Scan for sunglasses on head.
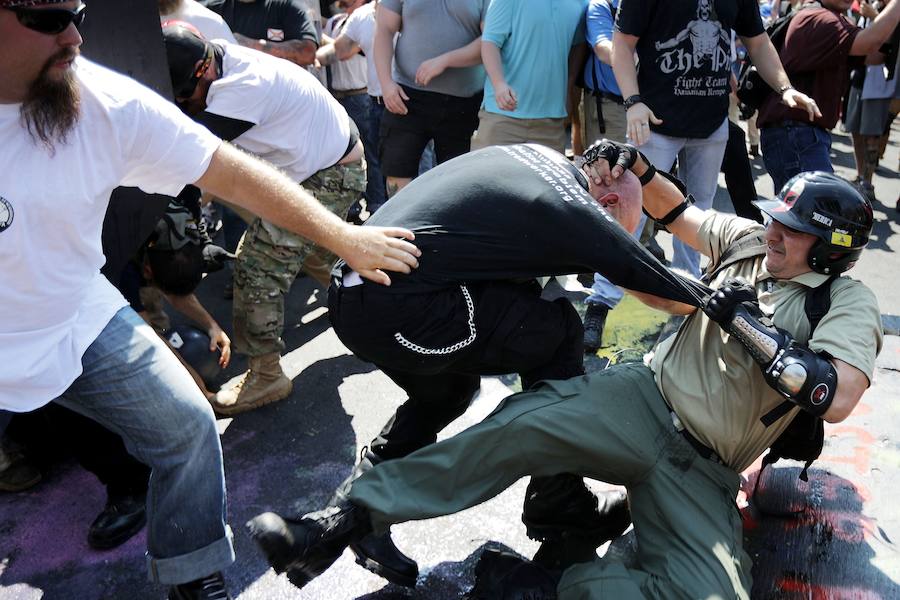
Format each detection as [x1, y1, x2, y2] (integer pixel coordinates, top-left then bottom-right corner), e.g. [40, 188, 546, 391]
[7, 3, 86, 35]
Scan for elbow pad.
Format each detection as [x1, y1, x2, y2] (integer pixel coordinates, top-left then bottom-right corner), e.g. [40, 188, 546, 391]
[726, 302, 837, 418]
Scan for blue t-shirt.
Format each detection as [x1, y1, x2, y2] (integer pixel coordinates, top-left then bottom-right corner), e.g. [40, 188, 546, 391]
[482, 0, 587, 119]
[583, 0, 621, 96]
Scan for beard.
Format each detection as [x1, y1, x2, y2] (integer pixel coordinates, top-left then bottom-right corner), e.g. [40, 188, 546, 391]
[158, 0, 181, 14]
[20, 49, 81, 153]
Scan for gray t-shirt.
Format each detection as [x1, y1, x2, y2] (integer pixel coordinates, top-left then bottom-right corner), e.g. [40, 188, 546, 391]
[380, 0, 488, 97]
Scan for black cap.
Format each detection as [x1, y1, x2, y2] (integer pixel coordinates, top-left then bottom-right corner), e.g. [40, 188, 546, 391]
[161, 20, 212, 99]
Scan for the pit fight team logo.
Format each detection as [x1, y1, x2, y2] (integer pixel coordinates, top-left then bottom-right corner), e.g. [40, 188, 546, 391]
[653, 0, 731, 97]
[0, 197, 13, 233]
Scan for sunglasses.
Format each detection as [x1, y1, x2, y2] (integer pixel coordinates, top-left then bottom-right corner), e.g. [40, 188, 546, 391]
[7, 3, 86, 35]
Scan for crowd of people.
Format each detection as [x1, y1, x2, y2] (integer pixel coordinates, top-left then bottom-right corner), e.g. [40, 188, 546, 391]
[0, 0, 896, 598]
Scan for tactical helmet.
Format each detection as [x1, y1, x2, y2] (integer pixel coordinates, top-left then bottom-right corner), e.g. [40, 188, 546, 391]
[753, 172, 873, 275]
[161, 20, 213, 99]
[166, 325, 221, 388]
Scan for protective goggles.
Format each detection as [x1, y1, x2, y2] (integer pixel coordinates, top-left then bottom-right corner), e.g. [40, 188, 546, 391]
[6, 3, 86, 35]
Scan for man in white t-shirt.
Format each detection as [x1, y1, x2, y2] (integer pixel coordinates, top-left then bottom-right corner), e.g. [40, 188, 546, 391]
[161, 22, 373, 417]
[159, 0, 237, 43]
[0, 3, 419, 598]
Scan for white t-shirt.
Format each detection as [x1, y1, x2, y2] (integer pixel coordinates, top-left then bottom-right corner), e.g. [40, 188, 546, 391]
[207, 43, 351, 182]
[343, 2, 380, 96]
[0, 58, 221, 412]
[324, 12, 368, 91]
[160, 0, 237, 43]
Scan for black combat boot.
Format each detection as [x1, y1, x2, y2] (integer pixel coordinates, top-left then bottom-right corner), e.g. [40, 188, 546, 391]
[331, 447, 419, 587]
[247, 502, 373, 589]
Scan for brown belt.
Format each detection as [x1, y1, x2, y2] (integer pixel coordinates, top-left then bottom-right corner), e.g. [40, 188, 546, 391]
[331, 87, 367, 99]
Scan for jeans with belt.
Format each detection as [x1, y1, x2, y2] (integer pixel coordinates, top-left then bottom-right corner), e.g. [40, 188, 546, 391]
[760, 120, 833, 193]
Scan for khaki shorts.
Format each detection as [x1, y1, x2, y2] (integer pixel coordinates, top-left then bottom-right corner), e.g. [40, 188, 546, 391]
[472, 109, 567, 153]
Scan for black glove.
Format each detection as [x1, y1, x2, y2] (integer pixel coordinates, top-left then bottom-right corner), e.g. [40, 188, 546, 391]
[704, 277, 758, 324]
[202, 244, 236, 273]
[583, 138, 640, 173]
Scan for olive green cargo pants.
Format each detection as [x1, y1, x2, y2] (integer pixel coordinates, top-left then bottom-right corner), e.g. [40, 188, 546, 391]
[348, 363, 752, 599]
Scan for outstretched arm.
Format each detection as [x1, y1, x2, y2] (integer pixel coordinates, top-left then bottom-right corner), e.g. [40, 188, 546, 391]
[416, 32, 484, 86]
[195, 143, 421, 286]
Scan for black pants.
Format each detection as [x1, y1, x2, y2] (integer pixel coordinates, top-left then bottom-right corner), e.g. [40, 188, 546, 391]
[329, 278, 604, 538]
[7, 403, 150, 497]
[721, 120, 763, 223]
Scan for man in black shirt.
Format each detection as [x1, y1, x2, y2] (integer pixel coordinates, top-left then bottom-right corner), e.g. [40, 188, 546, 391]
[287, 143, 705, 587]
[203, 0, 318, 66]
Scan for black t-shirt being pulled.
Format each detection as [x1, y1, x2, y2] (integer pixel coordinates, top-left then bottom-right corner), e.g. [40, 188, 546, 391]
[615, 0, 764, 138]
[203, 0, 318, 44]
[356, 144, 695, 305]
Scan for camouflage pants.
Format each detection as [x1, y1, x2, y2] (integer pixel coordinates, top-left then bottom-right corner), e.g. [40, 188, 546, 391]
[232, 161, 366, 357]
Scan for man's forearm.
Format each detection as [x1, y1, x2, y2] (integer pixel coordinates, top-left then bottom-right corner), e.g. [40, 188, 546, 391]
[440, 36, 484, 68]
[628, 289, 698, 315]
[852, 0, 900, 56]
[196, 143, 351, 257]
[262, 39, 318, 66]
[481, 41, 507, 87]
[744, 33, 791, 91]
[594, 40, 613, 65]
[373, 24, 397, 91]
[166, 293, 219, 332]
[611, 32, 639, 97]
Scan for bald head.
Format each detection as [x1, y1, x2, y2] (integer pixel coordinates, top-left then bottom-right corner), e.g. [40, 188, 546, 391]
[586, 169, 643, 234]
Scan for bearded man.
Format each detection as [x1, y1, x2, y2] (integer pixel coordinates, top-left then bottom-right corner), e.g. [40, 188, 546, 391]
[0, 3, 419, 599]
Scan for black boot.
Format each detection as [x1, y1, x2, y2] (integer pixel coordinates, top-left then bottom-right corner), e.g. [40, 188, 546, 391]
[247, 502, 373, 589]
[87, 491, 147, 550]
[331, 448, 419, 587]
[582, 303, 609, 353]
[168, 572, 231, 600]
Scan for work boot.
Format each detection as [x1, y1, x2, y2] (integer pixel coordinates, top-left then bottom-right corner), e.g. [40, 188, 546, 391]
[526, 489, 631, 571]
[465, 548, 559, 600]
[87, 491, 147, 550]
[168, 571, 231, 600]
[211, 353, 292, 416]
[0, 446, 41, 493]
[331, 448, 419, 587]
[582, 303, 609, 353]
[247, 502, 374, 589]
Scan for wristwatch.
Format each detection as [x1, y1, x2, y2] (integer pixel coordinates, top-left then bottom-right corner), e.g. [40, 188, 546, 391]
[623, 94, 643, 110]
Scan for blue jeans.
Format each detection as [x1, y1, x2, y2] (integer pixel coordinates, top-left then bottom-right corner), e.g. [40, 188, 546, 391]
[340, 93, 387, 212]
[54, 307, 233, 584]
[760, 122, 833, 194]
[635, 119, 729, 278]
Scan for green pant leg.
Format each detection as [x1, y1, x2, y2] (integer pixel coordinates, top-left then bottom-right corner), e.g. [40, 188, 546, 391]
[232, 217, 310, 357]
[558, 425, 751, 600]
[348, 364, 666, 533]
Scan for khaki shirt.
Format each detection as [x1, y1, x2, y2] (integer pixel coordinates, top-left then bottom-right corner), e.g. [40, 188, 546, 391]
[650, 213, 883, 472]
